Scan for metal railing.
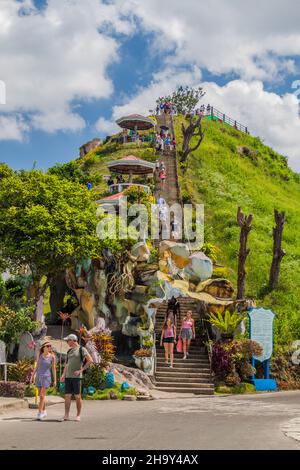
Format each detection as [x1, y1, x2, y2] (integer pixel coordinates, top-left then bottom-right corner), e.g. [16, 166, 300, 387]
[109, 183, 151, 194]
[200, 317, 213, 375]
[202, 106, 249, 134]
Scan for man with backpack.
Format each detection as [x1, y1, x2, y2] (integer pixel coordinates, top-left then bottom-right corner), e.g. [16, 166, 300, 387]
[60, 334, 93, 422]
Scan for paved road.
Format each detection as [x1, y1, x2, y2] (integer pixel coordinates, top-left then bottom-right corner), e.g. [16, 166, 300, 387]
[1, 392, 300, 450]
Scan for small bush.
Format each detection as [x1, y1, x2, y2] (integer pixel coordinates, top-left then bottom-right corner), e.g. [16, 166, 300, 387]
[8, 359, 33, 384]
[0, 381, 25, 398]
[82, 365, 106, 390]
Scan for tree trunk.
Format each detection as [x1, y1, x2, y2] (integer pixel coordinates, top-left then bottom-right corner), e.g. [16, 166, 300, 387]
[49, 272, 68, 323]
[269, 209, 286, 291]
[181, 115, 204, 162]
[237, 207, 253, 299]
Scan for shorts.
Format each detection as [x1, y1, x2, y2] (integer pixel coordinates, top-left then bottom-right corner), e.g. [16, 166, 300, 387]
[65, 378, 81, 395]
[181, 328, 193, 340]
[163, 337, 174, 344]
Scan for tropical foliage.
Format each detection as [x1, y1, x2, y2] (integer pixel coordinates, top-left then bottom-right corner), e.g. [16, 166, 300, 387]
[208, 309, 245, 336]
[0, 304, 38, 346]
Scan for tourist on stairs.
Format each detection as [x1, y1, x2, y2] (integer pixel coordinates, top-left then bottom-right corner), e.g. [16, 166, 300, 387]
[159, 168, 166, 189]
[31, 341, 57, 421]
[167, 296, 181, 327]
[180, 310, 195, 360]
[160, 318, 176, 368]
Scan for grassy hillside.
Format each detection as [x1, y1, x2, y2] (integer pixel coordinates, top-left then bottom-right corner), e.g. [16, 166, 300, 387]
[53, 116, 300, 347]
[174, 116, 300, 347]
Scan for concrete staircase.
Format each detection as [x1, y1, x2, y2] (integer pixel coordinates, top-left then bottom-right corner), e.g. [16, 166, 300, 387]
[154, 114, 180, 206]
[154, 298, 214, 394]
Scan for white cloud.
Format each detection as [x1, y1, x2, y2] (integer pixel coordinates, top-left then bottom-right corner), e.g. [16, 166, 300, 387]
[0, 0, 132, 139]
[95, 117, 120, 136]
[203, 80, 300, 171]
[116, 0, 300, 81]
[0, 115, 29, 141]
[111, 66, 202, 119]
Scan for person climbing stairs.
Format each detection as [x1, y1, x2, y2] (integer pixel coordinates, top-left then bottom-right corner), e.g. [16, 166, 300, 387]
[154, 298, 214, 394]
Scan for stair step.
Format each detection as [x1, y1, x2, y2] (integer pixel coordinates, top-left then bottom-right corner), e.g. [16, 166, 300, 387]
[156, 366, 211, 373]
[156, 374, 211, 380]
[156, 360, 209, 367]
[155, 376, 211, 384]
[156, 354, 207, 360]
[155, 381, 214, 388]
[155, 386, 214, 394]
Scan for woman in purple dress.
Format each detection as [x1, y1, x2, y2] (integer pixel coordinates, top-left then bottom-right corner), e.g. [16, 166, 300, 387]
[32, 342, 56, 420]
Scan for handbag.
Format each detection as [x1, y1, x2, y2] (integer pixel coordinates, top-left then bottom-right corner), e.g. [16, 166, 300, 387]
[176, 337, 183, 353]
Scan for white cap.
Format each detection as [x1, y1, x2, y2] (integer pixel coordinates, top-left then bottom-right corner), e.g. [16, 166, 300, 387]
[63, 334, 78, 342]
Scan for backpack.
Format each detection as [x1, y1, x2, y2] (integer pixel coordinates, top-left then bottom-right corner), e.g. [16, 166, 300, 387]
[67, 346, 87, 375]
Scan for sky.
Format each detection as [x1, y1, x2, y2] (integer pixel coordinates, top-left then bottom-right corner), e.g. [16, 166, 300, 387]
[0, 0, 300, 171]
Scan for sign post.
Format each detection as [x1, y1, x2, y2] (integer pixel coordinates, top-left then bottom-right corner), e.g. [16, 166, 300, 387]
[248, 307, 277, 392]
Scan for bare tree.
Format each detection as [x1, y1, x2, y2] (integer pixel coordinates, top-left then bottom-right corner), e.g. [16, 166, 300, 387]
[269, 209, 286, 291]
[181, 114, 204, 162]
[237, 207, 253, 299]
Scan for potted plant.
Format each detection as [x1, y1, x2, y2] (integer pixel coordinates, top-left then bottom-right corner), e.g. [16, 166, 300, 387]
[133, 348, 153, 373]
[208, 310, 245, 341]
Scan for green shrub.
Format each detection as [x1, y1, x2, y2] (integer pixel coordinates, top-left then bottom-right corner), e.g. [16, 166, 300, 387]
[82, 365, 106, 390]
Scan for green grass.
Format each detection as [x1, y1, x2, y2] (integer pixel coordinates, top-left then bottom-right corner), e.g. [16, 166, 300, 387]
[78, 141, 157, 197]
[215, 382, 256, 394]
[174, 115, 300, 348]
[46, 383, 137, 400]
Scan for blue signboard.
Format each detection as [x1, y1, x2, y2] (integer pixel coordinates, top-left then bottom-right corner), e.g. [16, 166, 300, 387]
[249, 308, 274, 362]
[248, 307, 277, 392]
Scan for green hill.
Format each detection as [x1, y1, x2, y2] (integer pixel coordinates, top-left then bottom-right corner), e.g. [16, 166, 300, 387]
[174, 115, 300, 347]
[52, 115, 300, 348]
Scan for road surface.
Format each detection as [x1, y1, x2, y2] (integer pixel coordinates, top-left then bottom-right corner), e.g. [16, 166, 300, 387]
[1, 391, 300, 450]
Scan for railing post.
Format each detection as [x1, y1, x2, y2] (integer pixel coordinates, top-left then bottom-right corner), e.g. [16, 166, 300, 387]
[211, 106, 214, 117]
[223, 113, 225, 122]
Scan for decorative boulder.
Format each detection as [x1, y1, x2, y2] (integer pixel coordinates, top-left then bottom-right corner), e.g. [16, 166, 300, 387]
[184, 252, 213, 283]
[105, 371, 115, 389]
[131, 242, 151, 262]
[196, 278, 234, 299]
[18, 332, 35, 361]
[121, 381, 130, 392]
[159, 241, 190, 269]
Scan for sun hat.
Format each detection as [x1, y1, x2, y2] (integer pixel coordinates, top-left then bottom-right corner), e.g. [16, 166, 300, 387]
[40, 341, 52, 349]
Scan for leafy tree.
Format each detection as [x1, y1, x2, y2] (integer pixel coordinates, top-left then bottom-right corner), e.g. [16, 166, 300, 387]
[0, 170, 100, 320]
[48, 160, 101, 186]
[0, 304, 38, 347]
[157, 85, 205, 114]
[0, 163, 15, 181]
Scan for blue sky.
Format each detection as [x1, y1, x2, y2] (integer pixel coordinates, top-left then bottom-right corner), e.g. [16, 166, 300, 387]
[1, 0, 300, 171]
